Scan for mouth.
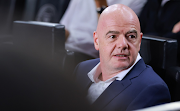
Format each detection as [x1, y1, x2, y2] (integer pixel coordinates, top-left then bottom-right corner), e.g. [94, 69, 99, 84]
[115, 54, 127, 57]
[113, 54, 129, 60]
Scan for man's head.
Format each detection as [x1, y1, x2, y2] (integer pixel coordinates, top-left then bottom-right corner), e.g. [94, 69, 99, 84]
[93, 4, 143, 78]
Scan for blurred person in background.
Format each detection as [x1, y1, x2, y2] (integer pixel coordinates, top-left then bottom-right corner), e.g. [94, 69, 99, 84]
[139, 0, 180, 65]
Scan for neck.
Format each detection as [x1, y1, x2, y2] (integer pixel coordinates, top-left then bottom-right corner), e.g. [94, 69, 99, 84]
[98, 72, 120, 81]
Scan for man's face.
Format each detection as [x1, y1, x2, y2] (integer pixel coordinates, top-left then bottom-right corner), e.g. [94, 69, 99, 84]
[94, 11, 142, 74]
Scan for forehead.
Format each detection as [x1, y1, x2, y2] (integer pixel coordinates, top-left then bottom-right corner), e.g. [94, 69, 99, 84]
[98, 6, 141, 33]
[102, 14, 140, 32]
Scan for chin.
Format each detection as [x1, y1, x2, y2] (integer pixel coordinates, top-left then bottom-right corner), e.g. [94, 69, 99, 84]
[114, 64, 130, 71]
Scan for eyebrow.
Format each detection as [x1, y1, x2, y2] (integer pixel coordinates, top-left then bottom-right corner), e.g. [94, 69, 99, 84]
[126, 30, 137, 35]
[106, 31, 120, 35]
[105, 30, 138, 36]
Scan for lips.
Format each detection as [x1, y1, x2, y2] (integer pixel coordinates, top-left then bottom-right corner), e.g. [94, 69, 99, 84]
[113, 53, 130, 60]
[114, 53, 129, 56]
[115, 54, 126, 57]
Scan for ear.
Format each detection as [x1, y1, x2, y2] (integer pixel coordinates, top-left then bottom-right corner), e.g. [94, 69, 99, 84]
[138, 32, 143, 51]
[93, 31, 99, 51]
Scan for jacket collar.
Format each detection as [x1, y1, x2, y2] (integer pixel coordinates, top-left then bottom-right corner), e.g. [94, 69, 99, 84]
[91, 59, 147, 110]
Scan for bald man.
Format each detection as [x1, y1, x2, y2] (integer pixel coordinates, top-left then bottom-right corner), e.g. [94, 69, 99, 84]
[74, 4, 171, 111]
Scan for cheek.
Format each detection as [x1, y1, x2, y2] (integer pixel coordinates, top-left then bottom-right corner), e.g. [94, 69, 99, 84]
[99, 43, 113, 57]
[129, 42, 140, 55]
[136, 42, 141, 52]
[132, 39, 141, 50]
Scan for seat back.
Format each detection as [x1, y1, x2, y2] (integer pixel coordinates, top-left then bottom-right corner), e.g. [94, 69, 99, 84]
[13, 21, 66, 70]
[13, 21, 65, 59]
[140, 35, 178, 78]
[164, 66, 180, 102]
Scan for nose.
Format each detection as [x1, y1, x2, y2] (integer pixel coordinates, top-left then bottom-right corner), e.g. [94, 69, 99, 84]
[117, 35, 128, 50]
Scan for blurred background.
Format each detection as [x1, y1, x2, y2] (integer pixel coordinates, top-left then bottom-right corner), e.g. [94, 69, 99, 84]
[0, 0, 70, 37]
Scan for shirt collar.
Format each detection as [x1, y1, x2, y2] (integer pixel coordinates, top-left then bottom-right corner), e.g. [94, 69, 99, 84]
[88, 53, 142, 83]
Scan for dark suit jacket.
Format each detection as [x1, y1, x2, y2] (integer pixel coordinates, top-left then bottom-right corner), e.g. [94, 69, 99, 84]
[74, 58, 171, 111]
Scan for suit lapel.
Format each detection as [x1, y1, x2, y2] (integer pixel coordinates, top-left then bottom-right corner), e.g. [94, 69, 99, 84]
[91, 59, 147, 110]
[75, 67, 92, 93]
[124, 59, 146, 80]
[81, 74, 92, 91]
[92, 80, 131, 111]
[75, 59, 100, 92]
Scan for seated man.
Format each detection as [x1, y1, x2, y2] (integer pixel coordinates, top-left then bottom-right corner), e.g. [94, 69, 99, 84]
[73, 4, 171, 111]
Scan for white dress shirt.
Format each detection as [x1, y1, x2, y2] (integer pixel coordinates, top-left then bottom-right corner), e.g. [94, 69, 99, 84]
[86, 53, 141, 104]
[60, 0, 147, 58]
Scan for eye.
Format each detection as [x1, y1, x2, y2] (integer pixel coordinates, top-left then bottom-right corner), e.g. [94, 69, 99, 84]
[128, 35, 136, 39]
[110, 35, 116, 39]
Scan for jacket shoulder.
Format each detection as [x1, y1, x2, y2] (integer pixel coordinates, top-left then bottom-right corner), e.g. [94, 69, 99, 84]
[73, 58, 100, 78]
